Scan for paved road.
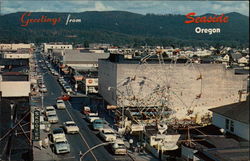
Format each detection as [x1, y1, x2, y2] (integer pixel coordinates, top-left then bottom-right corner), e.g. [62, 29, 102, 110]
[37, 53, 133, 161]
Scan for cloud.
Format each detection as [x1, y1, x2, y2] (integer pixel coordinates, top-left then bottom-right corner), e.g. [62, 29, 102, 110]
[94, 2, 113, 11]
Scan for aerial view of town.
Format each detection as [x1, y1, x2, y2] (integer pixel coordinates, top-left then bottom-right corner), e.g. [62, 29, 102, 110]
[0, 1, 249, 161]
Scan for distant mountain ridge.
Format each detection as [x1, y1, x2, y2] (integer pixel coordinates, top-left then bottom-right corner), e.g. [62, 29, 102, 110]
[0, 11, 249, 47]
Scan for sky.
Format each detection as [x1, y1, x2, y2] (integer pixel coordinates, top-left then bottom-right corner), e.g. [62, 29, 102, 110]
[1, 1, 249, 16]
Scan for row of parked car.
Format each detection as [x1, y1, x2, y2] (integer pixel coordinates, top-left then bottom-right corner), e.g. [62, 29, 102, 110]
[44, 59, 74, 94]
[82, 106, 128, 155]
[57, 77, 73, 93]
[37, 75, 48, 93]
[44, 99, 80, 154]
[44, 100, 66, 123]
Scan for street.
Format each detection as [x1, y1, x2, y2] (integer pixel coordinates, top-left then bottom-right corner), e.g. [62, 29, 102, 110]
[37, 53, 134, 161]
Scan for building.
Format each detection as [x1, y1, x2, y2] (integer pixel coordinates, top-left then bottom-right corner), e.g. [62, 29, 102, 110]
[179, 124, 249, 161]
[89, 43, 110, 49]
[210, 97, 249, 141]
[0, 43, 32, 51]
[43, 43, 73, 53]
[1, 48, 32, 59]
[62, 49, 109, 71]
[0, 47, 32, 160]
[0, 69, 31, 161]
[0, 72, 30, 97]
[98, 54, 248, 120]
[194, 147, 250, 161]
[238, 56, 249, 64]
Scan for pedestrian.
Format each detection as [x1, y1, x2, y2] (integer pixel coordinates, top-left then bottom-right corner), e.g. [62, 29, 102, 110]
[38, 140, 43, 150]
[43, 137, 49, 149]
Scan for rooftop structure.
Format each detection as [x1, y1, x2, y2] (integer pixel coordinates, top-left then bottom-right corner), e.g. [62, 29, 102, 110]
[210, 97, 249, 141]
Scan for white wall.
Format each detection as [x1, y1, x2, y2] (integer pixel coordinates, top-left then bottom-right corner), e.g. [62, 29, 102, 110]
[0, 44, 31, 50]
[0, 81, 30, 97]
[44, 44, 72, 53]
[99, 61, 248, 120]
[4, 53, 31, 59]
[98, 60, 117, 105]
[212, 113, 249, 141]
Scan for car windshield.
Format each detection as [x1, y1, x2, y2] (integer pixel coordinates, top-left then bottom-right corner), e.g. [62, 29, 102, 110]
[47, 108, 54, 111]
[53, 129, 63, 134]
[104, 132, 115, 135]
[94, 121, 103, 124]
[118, 144, 126, 148]
[56, 141, 67, 144]
[66, 123, 76, 126]
[48, 113, 56, 117]
[57, 100, 63, 103]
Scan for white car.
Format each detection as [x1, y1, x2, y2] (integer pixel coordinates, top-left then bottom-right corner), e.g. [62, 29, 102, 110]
[47, 113, 58, 124]
[86, 113, 100, 123]
[99, 127, 117, 142]
[39, 87, 48, 93]
[53, 71, 59, 76]
[111, 139, 127, 155]
[56, 100, 66, 109]
[63, 121, 79, 134]
[52, 128, 66, 142]
[64, 86, 73, 93]
[53, 138, 70, 154]
[45, 106, 56, 116]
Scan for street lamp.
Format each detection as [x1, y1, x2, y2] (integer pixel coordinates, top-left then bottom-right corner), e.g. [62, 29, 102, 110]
[41, 72, 48, 111]
[129, 139, 134, 151]
[79, 141, 114, 161]
[10, 102, 15, 128]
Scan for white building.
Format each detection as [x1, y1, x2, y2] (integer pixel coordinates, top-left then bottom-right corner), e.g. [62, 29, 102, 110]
[3, 53, 31, 59]
[62, 49, 109, 71]
[238, 57, 249, 64]
[98, 54, 248, 120]
[0, 73, 30, 97]
[222, 54, 230, 62]
[43, 43, 73, 53]
[210, 97, 249, 141]
[0, 43, 32, 51]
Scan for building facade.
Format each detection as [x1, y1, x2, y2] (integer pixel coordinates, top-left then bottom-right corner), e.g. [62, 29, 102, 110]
[98, 55, 248, 119]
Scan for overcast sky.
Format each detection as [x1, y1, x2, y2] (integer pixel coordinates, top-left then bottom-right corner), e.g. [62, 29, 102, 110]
[2, 1, 249, 16]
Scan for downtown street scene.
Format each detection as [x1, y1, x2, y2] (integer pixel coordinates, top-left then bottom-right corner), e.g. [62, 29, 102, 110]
[0, 1, 249, 161]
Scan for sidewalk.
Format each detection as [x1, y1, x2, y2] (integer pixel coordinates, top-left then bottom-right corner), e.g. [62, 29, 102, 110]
[31, 95, 58, 161]
[33, 130, 58, 161]
[127, 150, 159, 161]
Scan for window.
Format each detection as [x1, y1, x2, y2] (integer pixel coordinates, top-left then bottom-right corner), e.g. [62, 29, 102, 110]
[225, 119, 229, 129]
[230, 120, 234, 132]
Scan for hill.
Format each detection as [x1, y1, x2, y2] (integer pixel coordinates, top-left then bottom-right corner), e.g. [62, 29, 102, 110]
[0, 11, 249, 47]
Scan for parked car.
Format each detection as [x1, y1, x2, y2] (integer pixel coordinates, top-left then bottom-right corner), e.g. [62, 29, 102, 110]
[63, 121, 79, 134]
[64, 86, 73, 93]
[47, 113, 59, 124]
[86, 113, 100, 123]
[53, 71, 59, 76]
[45, 106, 56, 116]
[39, 87, 48, 93]
[82, 106, 91, 115]
[56, 99, 66, 109]
[52, 128, 66, 142]
[53, 138, 70, 154]
[111, 139, 127, 155]
[92, 119, 108, 131]
[99, 127, 117, 142]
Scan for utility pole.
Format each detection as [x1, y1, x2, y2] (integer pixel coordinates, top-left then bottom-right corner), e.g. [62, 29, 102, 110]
[0, 0, 2, 16]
